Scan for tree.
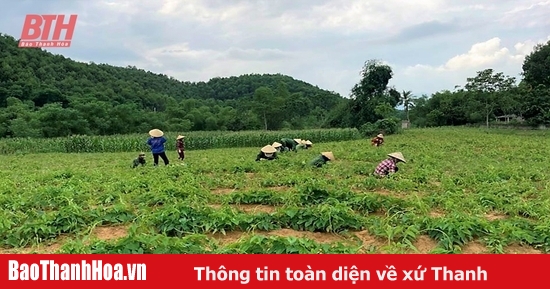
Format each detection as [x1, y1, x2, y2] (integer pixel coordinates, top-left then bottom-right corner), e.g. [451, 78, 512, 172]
[520, 40, 550, 125]
[464, 69, 516, 128]
[522, 41, 550, 89]
[399, 90, 415, 122]
[348, 59, 394, 126]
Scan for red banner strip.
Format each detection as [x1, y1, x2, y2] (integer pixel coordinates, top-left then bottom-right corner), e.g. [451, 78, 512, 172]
[1, 254, 546, 288]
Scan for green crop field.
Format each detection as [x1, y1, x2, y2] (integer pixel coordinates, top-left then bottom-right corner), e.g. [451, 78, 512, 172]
[0, 127, 549, 254]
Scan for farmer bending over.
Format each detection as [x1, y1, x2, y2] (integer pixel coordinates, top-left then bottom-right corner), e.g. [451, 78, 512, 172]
[272, 142, 285, 152]
[132, 152, 146, 168]
[256, 145, 278, 161]
[309, 151, 335, 167]
[371, 134, 384, 147]
[373, 152, 406, 177]
[280, 138, 301, 152]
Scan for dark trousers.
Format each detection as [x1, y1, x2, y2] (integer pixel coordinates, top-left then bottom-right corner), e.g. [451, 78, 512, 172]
[178, 150, 185, 160]
[152, 152, 169, 166]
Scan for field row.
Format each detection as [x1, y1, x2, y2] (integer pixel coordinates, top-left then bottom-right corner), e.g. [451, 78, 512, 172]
[0, 128, 360, 154]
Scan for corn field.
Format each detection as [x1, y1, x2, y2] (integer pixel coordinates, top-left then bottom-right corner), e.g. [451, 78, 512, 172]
[0, 128, 361, 154]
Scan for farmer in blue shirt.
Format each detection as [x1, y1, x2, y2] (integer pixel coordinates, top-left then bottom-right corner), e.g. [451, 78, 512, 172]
[147, 129, 169, 166]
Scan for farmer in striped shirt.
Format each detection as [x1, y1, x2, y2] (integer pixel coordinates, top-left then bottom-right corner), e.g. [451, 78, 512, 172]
[374, 152, 406, 177]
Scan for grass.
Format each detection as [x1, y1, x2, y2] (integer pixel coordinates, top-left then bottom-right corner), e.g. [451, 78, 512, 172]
[0, 127, 549, 254]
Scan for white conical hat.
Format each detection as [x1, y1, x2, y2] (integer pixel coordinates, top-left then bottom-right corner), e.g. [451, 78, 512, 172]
[272, 142, 282, 147]
[149, 129, 163, 137]
[261, 145, 277, 153]
[321, 151, 335, 161]
[388, 152, 406, 163]
[305, 140, 313, 145]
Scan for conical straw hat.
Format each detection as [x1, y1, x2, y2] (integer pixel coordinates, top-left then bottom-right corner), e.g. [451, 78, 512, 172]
[377, 134, 384, 138]
[388, 152, 406, 163]
[293, 138, 301, 143]
[261, 145, 277, 154]
[176, 135, 185, 140]
[272, 142, 282, 147]
[149, 129, 164, 137]
[321, 151, 335, 161]
[305, 140, 313, 145]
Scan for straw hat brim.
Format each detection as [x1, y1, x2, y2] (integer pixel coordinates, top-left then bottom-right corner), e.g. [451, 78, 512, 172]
[388, 152, 406, 163]
[305, 140, 313, 145]
[272, 142, 282, 147]
[261, 145, 277, 154]
[321, 151, 335, 161]
[149, 129, 164, 137]
[177, 135, 185, 140]
[377, 134, 384, 138]
[293, 139, 301, 143]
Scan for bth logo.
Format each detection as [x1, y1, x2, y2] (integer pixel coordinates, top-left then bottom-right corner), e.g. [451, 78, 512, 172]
[19, 14, 77, 48]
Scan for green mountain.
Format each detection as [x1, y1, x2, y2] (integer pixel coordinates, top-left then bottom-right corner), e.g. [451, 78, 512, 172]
[0, 33, 347, 138]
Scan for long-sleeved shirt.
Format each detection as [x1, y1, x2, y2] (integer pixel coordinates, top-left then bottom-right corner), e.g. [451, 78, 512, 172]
[374, 158, 398, 176]
[132, 157, 146, 168]
[280, 138, 298, 152]
[256, 151, 278, 161]
[147, 137, 167, 154]
[176, 139, 185, 151]
[309, 154, 329, 167]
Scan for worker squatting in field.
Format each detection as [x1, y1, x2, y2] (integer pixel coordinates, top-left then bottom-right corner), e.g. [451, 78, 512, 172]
[136, 129, 406, 177]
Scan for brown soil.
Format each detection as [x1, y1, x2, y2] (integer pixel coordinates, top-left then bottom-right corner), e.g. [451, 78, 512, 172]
[504, 244, 542, 254]
[265, 186, 291, 192]
[429, 210, 445, 218]
[209, 229, 350, 245]
[353, 230, 385, 249]
[264, 229, 348, 244]
[234, 204, 278, 214]
[412, 235, 438, 253]
[91, 225, 129, 241]
[372, 189, 392, 196]
[211, 188, 237, 194]
[461, 240, 489, 254]
[208, 231, 249, 245]
[484, 212, 507, 221]
[245, 173, 255, 178]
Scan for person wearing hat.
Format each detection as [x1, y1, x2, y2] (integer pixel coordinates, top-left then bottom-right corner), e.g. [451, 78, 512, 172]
[146, 129, 169, 166]
[371, 134, 384, 147]
[176, 135, 185, 160]
[309, 151, 335, 167]
[256, 145, 278, 161]
[280, 138, 301, 152]
[374, 152, 406, 177]
[304, 140, 313, 149]
[132, 152, 146, 168]
[272, 142, 285, 152]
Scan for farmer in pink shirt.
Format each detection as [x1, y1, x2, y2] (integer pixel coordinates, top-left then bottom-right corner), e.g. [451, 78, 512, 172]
[374, 152, 406, 177]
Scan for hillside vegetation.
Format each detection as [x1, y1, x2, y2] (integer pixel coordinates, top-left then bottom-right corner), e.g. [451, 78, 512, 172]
[0, 33, 345, 138]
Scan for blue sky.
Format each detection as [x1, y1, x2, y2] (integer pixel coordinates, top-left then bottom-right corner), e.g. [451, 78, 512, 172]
[1, 0, 549, 98]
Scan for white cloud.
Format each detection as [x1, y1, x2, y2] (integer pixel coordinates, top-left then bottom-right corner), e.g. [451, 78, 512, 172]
[399, 35, 550, 93]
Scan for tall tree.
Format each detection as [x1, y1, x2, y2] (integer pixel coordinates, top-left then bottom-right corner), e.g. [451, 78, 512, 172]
[348, 59, 394, 126]
[399, 90, 415, 122]
[464, 69, 516, 128]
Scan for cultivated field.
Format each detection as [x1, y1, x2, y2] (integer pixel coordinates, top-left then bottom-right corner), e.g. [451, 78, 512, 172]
[0, 127, 549, 254]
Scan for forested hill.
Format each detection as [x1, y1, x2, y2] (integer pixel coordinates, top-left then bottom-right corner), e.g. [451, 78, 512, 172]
[0, 33, 346, 138]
